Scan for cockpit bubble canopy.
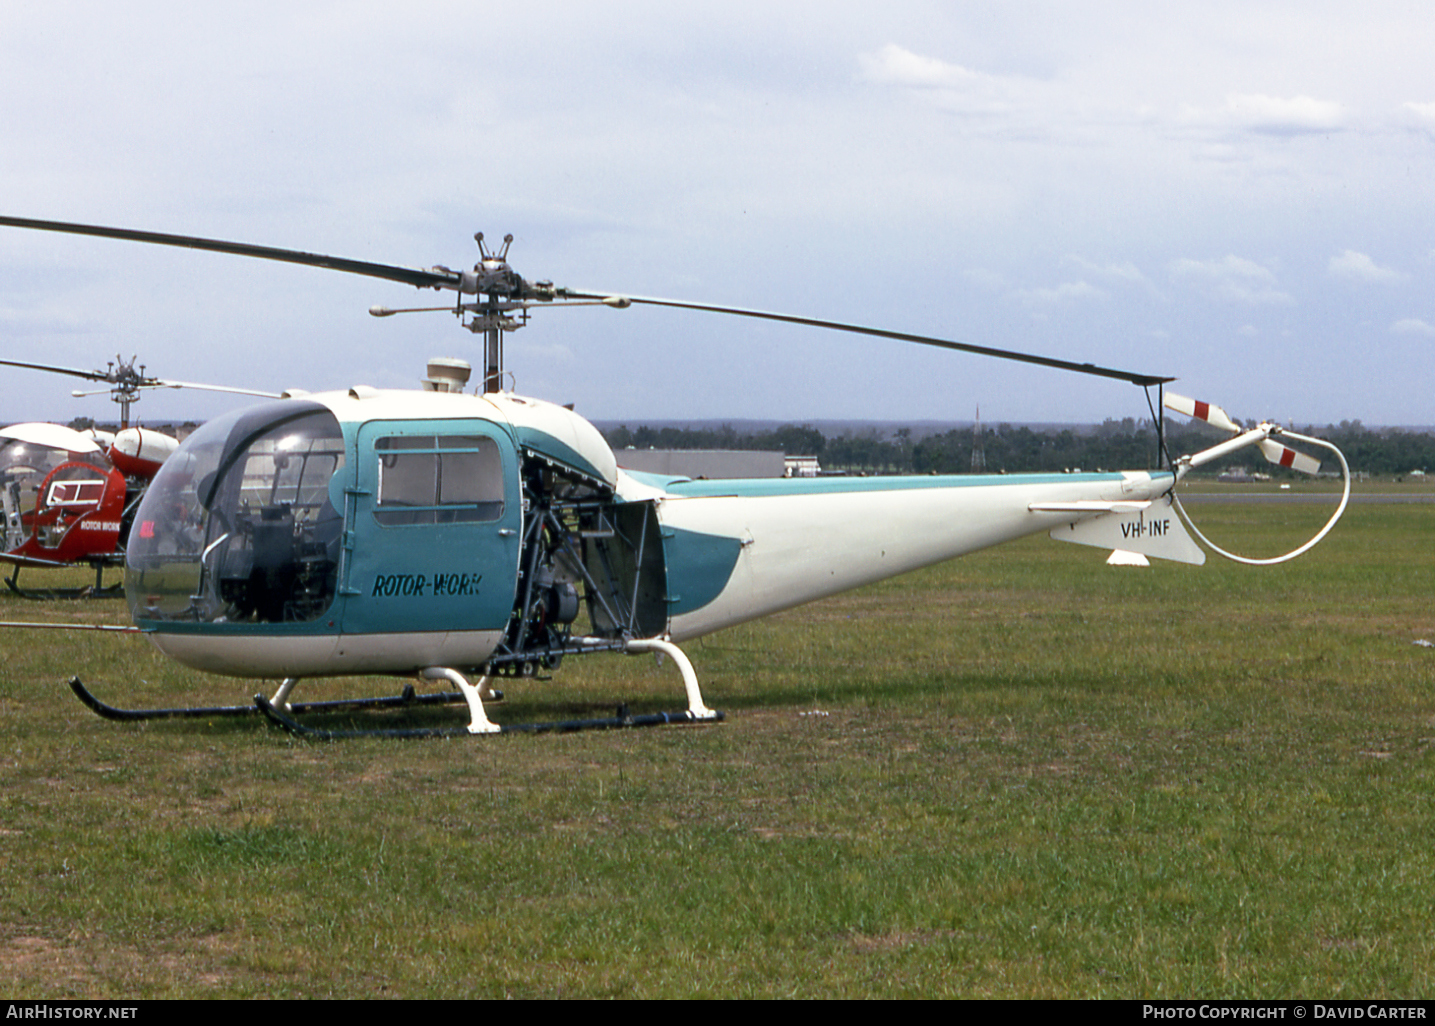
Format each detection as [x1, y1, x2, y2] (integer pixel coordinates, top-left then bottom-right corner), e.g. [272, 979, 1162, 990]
[125, 400, 346, 625]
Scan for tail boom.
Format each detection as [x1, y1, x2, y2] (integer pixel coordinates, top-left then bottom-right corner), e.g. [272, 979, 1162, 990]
[654, 470, 1177, 640]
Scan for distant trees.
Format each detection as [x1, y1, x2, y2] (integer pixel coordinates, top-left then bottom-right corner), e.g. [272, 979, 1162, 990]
[1313, 421, 1435, 477]
[604, 423, 825, 456]
[600, 419, 1435, 477]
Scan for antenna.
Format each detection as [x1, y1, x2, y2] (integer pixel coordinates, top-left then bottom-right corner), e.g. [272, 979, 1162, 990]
[971, 405, 986, 473]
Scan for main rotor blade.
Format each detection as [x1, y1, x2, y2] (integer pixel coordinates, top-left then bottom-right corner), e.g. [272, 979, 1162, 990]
[142, 379, 282, 399]
[0, 216, 459, 291]
[0, 358, 278, 398]
[2, 216, 1174, 386]
[562, 290, 1174, 387]
[0, 356, 112, 382]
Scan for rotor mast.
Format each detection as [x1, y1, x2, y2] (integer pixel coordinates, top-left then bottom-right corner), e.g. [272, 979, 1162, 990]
[108, 357, 143, 428]
[481, 303, 502, 395]
[469, 232, 515, 394]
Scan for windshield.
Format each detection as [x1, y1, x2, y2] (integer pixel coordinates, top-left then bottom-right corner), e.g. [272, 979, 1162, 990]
[1, 438, 96, 516]
[125, 400, 346, 624]
[1, 439, 115, 550]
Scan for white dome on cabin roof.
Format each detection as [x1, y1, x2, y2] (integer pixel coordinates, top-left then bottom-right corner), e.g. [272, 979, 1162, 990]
[0, 422, 103, 454]
[485, 393, 617, 488]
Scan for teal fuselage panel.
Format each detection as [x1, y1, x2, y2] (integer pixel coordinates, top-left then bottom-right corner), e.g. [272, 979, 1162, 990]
[662, 526, 742, 616]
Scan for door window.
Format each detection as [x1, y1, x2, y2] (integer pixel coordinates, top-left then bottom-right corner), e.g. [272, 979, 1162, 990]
[374, 435, 505, 526]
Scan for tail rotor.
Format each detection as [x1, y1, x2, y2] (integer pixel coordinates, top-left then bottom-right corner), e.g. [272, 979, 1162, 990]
[1164, 393, 1323, 476]
[1162, 393, 1350, 565]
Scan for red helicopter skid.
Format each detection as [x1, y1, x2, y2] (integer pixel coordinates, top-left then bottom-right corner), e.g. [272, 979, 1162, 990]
[5, 573, 123, 601]
[3, 557, 124, 600]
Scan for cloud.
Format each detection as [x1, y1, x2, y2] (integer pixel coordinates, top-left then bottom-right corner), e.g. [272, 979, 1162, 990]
[1401, 101, 1435, 138]
[1222, 93, 1348, 136]
[1169, 255, 1294, 306]
[1063, 257, 1158, 294]
[1391, 318, 1435, 336]
[1010, 280, 1103, 306]
[857, 43, 1032, 120]
[858, 44, 982, 91]
[1177, 93, 1349, 139]
[1328, 250, 1407, 284]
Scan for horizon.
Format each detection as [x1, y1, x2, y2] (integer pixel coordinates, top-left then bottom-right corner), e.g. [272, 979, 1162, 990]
[14, 409, 1430, 438]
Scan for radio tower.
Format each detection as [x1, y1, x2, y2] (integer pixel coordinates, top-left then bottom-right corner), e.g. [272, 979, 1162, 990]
[971, 405, 986, 473]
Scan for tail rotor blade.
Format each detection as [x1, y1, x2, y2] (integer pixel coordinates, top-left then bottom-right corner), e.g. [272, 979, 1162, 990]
[1259, 439, 1321, 475]
[1164, 393, 1241, 434]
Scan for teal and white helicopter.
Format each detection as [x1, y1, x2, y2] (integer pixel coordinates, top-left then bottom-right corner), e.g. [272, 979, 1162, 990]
[0, 217, 1350, 738]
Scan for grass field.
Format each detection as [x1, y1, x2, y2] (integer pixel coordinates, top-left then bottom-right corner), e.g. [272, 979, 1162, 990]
[0, 500, 1431, 998]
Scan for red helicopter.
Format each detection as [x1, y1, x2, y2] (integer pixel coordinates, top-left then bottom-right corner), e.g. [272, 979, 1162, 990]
[0, 355, 275, 597]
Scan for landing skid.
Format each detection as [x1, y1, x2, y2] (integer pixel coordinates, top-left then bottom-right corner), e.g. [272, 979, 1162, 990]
[67, 676, 465, 722]
[255, 695, 723, 740]
[7, 565, 123, 601]
[68, 636, 724, 739]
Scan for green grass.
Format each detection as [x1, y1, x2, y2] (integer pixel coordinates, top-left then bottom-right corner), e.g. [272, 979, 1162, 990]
[0, 501, 1431, 997]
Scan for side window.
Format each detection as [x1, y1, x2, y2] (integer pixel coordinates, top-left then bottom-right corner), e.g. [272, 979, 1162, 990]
[374, 435, 505, 526]
[45, 464, 110, 507]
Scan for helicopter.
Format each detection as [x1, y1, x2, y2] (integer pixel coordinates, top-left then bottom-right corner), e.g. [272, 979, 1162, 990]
[0, 355, 277, 597]
[0, 215, 1350, 738]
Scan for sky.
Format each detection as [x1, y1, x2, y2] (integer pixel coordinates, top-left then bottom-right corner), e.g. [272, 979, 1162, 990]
[1, 1, 1432, 431]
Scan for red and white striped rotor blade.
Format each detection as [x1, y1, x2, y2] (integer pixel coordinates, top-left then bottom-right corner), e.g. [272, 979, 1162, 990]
[1164, 393, 1242, 434]
[1259, 439, 1321, 475]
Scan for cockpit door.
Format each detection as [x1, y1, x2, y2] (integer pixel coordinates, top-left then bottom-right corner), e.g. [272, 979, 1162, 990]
[339, 420, 521, 641]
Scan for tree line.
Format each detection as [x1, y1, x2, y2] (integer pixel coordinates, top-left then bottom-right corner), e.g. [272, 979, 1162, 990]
[602, 418, 1435, 477]
[60, 413, 1434, 478]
